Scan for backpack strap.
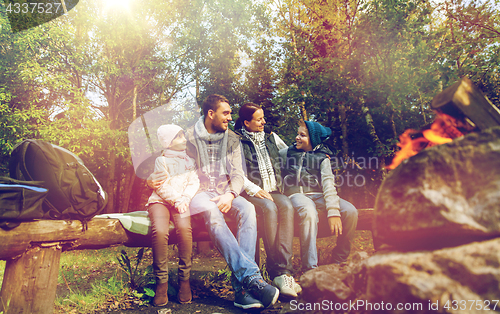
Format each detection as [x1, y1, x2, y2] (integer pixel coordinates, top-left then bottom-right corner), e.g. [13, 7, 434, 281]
[9, 140, 33, 181]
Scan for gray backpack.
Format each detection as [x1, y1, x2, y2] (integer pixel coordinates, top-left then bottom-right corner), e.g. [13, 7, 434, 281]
[9, 139, 108, 229]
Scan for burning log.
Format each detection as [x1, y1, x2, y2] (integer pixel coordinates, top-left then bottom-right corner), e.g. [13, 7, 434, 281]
[432, 77, 500, 131]
[386, 113, 466, 170]
[387, 77, 500, 170]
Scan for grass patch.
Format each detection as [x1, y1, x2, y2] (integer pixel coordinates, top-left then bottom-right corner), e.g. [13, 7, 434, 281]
[56, 275, 127, 314]
[0, 260, 5, 285]
[55, 246, 155, 314]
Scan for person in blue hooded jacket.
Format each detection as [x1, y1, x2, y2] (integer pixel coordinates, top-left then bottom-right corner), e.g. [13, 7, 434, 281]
[280, 120, 358, 270]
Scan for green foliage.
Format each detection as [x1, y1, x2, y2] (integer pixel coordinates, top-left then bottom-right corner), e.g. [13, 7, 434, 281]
[117, 248, 155, 292]
[216, 266, 233, 284]
[201, 265, 232, 284]
[1, 0, 499, 209]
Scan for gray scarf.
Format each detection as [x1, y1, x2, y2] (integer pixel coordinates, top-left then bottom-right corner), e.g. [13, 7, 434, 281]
[242, 128, 277, 192]
[194, 116, 229, 177]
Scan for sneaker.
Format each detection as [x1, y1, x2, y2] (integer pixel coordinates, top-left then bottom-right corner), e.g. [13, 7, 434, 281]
[234, 289, 264, 309]
[293, 279, 302, 295]
[246, 277, 279, 308]
[273, 274, 297, 298]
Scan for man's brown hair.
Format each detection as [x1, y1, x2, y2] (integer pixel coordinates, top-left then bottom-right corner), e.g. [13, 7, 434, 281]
[201, 94, 229, 117]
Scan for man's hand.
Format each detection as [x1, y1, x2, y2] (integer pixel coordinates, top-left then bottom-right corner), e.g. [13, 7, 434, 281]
[255, 189, 273, 201]
[210, 192, 235, 213]
[177, 201, 189, 214]
[147, 172, 166, 190]
[328, 216, 342, 237]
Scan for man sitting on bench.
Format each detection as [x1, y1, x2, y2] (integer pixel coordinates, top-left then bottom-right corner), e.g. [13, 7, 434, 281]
[186, 94, 279, 310]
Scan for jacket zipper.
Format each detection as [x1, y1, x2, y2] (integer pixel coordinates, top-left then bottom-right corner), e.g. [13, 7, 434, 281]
[297, 152, 306, 193]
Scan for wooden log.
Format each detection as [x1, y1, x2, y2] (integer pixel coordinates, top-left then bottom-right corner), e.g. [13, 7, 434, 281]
[0, 219, 129, 260]
[0, 245, 61, 314]
[431, 77, 500, 130]
[0, 209, 374, 260]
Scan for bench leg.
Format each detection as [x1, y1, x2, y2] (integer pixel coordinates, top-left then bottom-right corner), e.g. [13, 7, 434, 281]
[0, 245, 62, 314]
[255, 238, 261, 268]
[197, 241, 212, 255]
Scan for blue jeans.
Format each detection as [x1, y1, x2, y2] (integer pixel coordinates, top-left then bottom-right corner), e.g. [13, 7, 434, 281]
[190, 191, 262, 292]
[245, 192, 294, 279]
[290, 193, 358, 270]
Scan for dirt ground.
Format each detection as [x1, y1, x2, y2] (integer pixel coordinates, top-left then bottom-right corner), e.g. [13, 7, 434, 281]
[56, 231, 374, 313]
[106, 248, 290, 314]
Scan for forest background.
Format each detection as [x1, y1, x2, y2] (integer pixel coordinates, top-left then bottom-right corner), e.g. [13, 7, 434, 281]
[0, 0, 499, 213]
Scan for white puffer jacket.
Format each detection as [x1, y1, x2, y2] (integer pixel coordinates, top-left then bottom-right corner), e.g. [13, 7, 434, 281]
[146, 154, 200, 209]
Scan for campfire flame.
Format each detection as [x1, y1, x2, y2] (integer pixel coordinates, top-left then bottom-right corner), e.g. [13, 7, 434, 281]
[386, 113, 465, 170]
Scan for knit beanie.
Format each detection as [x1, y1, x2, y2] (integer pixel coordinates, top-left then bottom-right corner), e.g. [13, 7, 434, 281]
[304, 120, 332, 149]
[157, 124, 183, 149]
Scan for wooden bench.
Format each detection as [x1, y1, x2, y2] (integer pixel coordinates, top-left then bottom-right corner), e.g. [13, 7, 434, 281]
[0, 208, 373, 314]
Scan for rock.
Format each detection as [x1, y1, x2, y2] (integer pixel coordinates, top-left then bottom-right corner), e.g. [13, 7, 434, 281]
[361, 238, 500, 313]
[299, 252, 371, 303]
[374, 126, 500, 250]
[300, 264, 353, 302]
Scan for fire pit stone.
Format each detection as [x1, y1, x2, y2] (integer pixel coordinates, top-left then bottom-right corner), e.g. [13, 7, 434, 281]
[374, 126, 500, 251]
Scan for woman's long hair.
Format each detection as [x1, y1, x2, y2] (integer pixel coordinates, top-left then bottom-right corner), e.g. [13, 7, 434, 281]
[234, 102, 262, 131]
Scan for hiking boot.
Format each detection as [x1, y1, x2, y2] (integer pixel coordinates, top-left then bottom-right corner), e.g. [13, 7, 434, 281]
[234, 289, 264, 309]
[273, 274, 300, 298]
[245, 276, 279, 308]
[177, 280, 192, 304]
[154, 282, 169, 306]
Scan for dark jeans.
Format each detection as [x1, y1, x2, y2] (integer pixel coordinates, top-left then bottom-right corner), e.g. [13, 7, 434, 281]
[245, 192, 294, 279]
[148, 203, 192, 283]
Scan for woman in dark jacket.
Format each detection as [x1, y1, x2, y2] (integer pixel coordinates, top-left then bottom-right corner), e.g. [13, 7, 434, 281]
[235, 103, 301, 298]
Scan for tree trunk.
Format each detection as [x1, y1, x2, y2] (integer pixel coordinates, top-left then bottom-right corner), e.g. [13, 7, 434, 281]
[106, 151, 117, 213]
[60, 0, 67, 13]
[0, 246, 61, 314]
[116, 163, 123, 212]
[389, 107, 398, 139]
[132, 85, 138, 121]
[418, 91, 427, 125]
[338, 102, 349, 157]
[121, 165, 136, 213]
[362, 105, 387, 177]
[300, 101, 308, 121]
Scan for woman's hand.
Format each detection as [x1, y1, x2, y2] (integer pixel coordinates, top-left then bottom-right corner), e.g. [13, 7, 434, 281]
[255, 189, 273, 201]
[328, 216, 342, 237]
